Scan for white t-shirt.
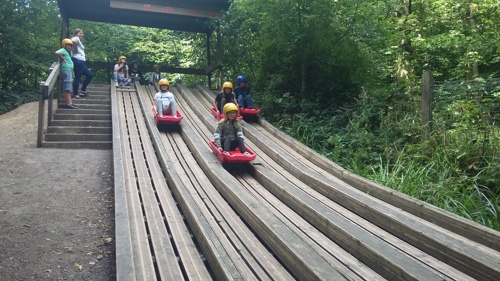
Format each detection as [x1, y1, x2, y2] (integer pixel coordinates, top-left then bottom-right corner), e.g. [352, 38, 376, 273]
[154, 91, 174, 107]
[71, 36, 86, 61]
[114, 64, 129, 78]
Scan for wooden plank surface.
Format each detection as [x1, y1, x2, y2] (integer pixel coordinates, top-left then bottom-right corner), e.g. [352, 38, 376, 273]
[134, 86, 213, 280]
[168, 96, 295, 280]
[112, 81, 500, 281]
[187, 84, 500, 280]
[118, 88, 157, 280]
[127, 92, 184, 280]
[138, 84, 247, 280]
[112, 80, 136, 280]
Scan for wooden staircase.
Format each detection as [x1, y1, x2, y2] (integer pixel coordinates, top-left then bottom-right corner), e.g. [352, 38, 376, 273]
[42, 84, 112, 149]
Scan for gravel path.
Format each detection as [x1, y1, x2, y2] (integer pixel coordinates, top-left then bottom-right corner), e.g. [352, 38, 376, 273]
[0, 102, 116, 280]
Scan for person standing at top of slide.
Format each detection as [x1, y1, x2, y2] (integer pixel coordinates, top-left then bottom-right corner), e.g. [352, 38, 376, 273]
[71, 28, 93, 98]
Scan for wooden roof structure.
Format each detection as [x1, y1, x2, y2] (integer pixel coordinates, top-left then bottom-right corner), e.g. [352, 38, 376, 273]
[57, 0, 230, 33]
[56, 0, 230, 87]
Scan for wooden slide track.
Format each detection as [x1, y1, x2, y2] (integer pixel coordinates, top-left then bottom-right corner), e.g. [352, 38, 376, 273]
[111, 81, 500, 281]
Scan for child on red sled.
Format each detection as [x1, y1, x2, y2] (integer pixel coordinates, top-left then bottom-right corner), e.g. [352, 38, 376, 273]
[214, 103, 250, 155]
[154, 79, 177, 117]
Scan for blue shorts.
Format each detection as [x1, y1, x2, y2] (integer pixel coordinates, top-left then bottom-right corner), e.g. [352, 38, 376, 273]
[61, 70, 73, 91]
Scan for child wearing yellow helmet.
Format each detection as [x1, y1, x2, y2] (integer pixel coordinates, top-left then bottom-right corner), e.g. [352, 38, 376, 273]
[113, 55, 132, 88]
[214, 103, 250, 155]
[55, 38, 78, 109]
[154, 79, 177, 117]
[214, 81, 237, 114]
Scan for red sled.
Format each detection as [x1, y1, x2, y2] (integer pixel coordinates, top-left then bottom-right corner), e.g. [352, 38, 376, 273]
[210, 107, 243, 121]
[209, 141, 256, 163]
[239, 107, 261, 116]
[152, 107, 183, 124]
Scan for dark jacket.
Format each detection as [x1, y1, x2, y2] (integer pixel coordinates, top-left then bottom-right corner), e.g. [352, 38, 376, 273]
[214, 119, 243, 148]
[234, 85, 250, 99]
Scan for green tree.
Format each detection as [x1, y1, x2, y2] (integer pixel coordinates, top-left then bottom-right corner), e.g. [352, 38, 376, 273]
[0, 0, 60, 90]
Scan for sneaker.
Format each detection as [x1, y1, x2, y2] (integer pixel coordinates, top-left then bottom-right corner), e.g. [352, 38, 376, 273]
[79, 91, 88, 96]
[223, 151, 230, 155]
[73, 94, 82, 99]
[66, 104, 79, 109]
[243, 151, 251, 156]
[115, 81, 119, 87]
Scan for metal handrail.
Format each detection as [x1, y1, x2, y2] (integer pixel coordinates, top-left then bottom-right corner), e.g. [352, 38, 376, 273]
[37, 62, 61, 147]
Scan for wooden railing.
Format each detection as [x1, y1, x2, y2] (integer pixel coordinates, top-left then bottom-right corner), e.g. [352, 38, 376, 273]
[85, 60, 221, 88]
[37, 62, 61, 147]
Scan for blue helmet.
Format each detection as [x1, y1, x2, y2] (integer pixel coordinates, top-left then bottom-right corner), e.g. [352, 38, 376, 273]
[236, 76, 247, 84]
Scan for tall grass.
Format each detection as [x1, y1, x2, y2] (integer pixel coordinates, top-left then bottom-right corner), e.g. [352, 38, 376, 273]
[277, 93, 500, 231]
[356, 123, 500, 230]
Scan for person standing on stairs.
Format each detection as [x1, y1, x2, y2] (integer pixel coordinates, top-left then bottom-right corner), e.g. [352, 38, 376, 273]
[71, 28, 93, 98]
[55, 39, 78, 109]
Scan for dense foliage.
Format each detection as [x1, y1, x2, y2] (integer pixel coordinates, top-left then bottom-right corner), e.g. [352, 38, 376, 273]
[1, 0, 499, 229]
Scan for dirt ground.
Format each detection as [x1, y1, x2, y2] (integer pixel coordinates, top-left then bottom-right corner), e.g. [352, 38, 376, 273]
[0, 102, 116, 280]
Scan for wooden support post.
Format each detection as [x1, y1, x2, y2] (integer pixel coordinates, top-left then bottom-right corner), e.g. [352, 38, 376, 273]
[37, 82, 45, 148]
[216, 24, 222, 90]
[207, 32, 211, 89]
[422, 71, 433, 141]
[61, 16, 69, 41]
[47, 83, 53, 127]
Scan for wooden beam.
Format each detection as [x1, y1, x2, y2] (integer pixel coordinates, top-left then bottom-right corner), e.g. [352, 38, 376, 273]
[205, 59, 222, 75]
[85, 61, 206, 75]
[110, 0, 222, 18]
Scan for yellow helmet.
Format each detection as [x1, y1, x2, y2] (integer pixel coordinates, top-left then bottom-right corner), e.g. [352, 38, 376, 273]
[118, 55, 127, 61]
[222, 82, 233, 90]
[158, 78, 170, 88]
[223, 103, 238, 117]
[61, 38, 73, 47]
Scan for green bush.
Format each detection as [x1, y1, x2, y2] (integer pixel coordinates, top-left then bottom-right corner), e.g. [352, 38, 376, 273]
[0, 89, 38, 115]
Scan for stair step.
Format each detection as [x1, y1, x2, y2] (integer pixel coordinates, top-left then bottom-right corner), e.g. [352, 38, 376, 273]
[56, 109, 111, 115]
[47, 126, 112, 134]
[42, 141, 112, 149]
[77, 95, 110, 100]
[85, 89, 110, 93]
[71, 99, 110, 105]
[44, 133, 111, 142]
[58, 103, 111, 110]
[50, 120, 112, 127]
[53, 113, 111, 121]
[86, 84, 111, 90]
